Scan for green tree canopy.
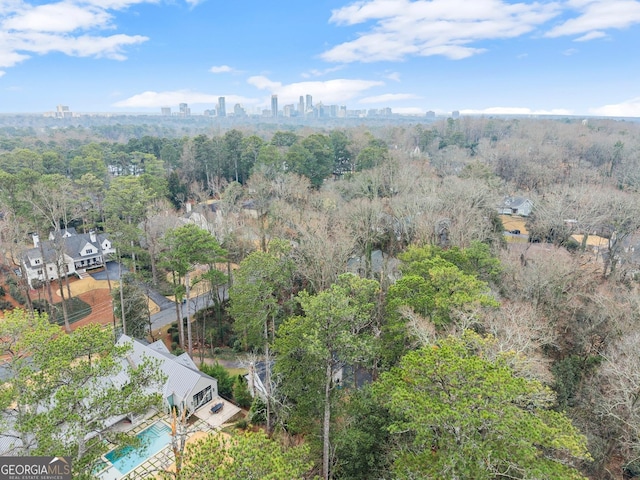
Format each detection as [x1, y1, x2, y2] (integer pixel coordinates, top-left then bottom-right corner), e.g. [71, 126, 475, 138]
[388, 244, 499, 328]
[172, 430, 315, 480]
[375, 331, 590, 480]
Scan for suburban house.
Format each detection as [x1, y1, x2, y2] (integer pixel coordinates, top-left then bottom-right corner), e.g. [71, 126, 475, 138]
[119, 335, 218, 413]
[498, 196, 534, 217]
[21, 228, 115, 287]
[0, 335, 219, 456]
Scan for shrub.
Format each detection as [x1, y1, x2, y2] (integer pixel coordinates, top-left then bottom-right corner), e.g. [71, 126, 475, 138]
[8, 284, 26, 305]
[32, 299, 50, 314]
[0, 300, 13, 311]
[234, 418, 248, 430]
[249, 396, 266, 425]
[200, 362, 233, 397]
[171, 332, 180, 343]
[233, 374, 253, 409]
[0, 285, 6, 297]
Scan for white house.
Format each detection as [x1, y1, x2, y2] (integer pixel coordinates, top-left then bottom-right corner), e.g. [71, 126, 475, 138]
[22, 229, 115, 287]
[118, 335, 218, 413]
[498, 196, 533, 217]
[0, 335, 219, 457]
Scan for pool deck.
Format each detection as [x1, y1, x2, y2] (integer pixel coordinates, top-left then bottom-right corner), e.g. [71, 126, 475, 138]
[194, 397, 241, 429]
[98, 399, 242, 480]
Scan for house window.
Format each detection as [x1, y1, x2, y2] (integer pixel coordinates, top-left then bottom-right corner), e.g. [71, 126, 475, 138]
[34, 259, 41, 264]
[49, 267, 53, 271]
[192, 385, 212, 408]
[37, 269, 43, 275]
[86, 249, 93, 254]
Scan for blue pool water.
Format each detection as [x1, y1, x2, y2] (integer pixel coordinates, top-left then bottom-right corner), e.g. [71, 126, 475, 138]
[105, 422, 172, 475]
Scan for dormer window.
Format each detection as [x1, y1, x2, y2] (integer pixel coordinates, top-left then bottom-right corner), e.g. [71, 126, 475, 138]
[34, 259, 41, 264]
[86, 248, 93, 254]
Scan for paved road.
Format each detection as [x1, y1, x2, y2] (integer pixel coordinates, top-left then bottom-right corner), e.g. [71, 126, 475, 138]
[91, 262, 227, 333]
[149, 285, 228, 332]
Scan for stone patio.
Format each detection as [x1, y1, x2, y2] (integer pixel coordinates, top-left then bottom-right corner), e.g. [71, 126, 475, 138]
[194, 397, 242, 429]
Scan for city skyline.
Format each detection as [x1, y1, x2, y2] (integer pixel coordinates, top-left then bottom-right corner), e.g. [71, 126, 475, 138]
[0, 1, 640, 117]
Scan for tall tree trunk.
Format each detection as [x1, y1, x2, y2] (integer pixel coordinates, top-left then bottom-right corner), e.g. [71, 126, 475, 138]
[18, 264, 34, 315]
[186, 272, 193, 357]
[323, 360, 333, 480]
[119, 262, 126, 335]
[38, 238, 56, 323]
[64, 269, 72, 303]
[56, 268, 70, 333]
[264, 316, 272, 435]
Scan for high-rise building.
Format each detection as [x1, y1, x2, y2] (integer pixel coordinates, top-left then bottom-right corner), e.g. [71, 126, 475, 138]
[179, 103, 190, 116]
[271, 94, 278, 117]
[161, 107, 171, 116]
[426, 110, 436, 119]
[218, 97, 226, 117]
[305, 94, 313, 111]
[451, 110, 460, 119]
[56, 105, 71, 118]
[234, 104, 246, 117]
[299, 96, 305, 114]
[283, 104, 295, 117]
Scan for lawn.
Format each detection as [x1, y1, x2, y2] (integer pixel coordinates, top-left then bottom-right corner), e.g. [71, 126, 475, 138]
[52, 297, 92, 325]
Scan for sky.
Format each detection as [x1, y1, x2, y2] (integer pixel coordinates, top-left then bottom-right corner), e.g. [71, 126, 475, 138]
[1, 0, 640, 117]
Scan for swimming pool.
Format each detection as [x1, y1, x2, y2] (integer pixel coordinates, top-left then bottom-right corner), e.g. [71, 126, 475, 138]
[104, 421, 172, 476]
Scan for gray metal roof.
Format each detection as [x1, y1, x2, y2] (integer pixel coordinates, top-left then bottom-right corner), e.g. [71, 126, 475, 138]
[118, 335, 216, 408]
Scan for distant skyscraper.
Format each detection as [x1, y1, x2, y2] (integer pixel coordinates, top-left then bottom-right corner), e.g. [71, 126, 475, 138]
[305, 94, 313, 111]
[234, 104, 246, 117]
[56, 105, 71, 118]
[426, 110, 436, 119]
[299, 96, 305, 114]
[451, 110, 460, 119]
[283, 104, 295, 117]
[161, 107, 171, 116]
[271, 94, 278, 117]
[179, 103, 190, 116]
[218, 97, 226, 117]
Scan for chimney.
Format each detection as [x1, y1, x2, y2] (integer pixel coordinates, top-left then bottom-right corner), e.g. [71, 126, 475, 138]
[32, 233, 39, 248]
[89, 230, 97, 243]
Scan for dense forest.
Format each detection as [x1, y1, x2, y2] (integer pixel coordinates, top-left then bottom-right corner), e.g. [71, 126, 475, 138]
[2, 116, 640, 479]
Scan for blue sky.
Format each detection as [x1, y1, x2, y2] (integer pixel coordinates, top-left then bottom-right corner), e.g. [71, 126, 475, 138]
[1, 0, 640, 116]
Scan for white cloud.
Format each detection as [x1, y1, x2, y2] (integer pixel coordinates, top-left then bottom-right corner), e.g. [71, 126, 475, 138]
[247, 75, 384, 105]
[545, 0, 640, 39]
[0, 1, 195, 73]
[461, 106, 573, 115]
[3, 3, 112, 33]
[574, 30, 606, 41]
[0, 71, 5, 77]
[210, 65, 235, 73]
[113, 90, 257, 108]
[0, 50, 31, 68]
[322, 0, 560, 62]
[359, 93, 420, 103]
[300, 65, 344, 78]
[562, 48, 578, 55]
[589, 97, 640, 117]
[384, 71, 401, 82]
